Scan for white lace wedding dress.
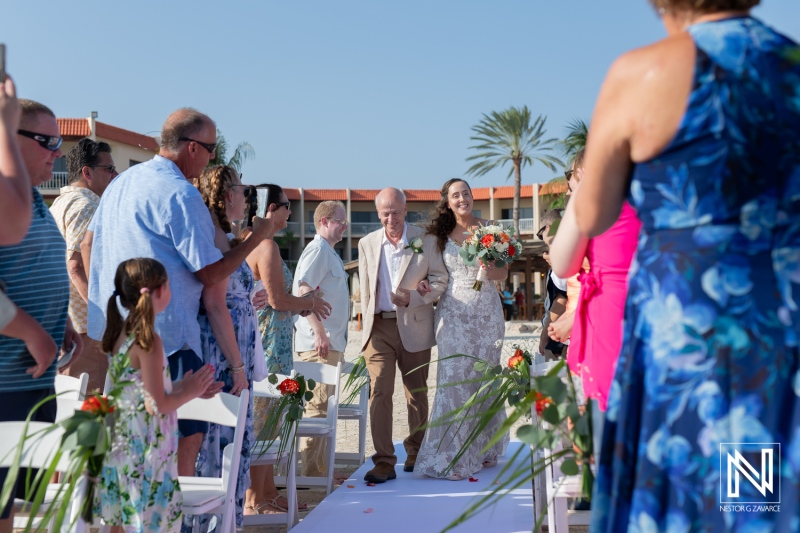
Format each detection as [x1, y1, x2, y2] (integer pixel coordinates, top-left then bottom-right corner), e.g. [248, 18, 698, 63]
[414, 238, 509, 479]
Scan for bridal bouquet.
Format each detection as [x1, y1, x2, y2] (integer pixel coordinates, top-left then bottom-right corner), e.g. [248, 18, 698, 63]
[458, 223, 521, 290]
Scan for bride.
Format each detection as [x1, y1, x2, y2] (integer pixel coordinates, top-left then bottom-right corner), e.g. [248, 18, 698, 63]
[413, 178, 509, 480]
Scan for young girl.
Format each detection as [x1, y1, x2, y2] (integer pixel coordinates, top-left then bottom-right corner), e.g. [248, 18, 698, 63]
[96, 258, 219, 533]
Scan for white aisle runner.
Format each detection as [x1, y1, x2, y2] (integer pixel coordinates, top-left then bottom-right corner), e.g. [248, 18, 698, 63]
[292, 441, 534, 533]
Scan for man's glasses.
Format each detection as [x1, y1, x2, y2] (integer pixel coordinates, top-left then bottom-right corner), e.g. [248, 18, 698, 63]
[179, 137, 216, 154]
[92, 164, 116, 174]
[330, 217, 348, 226]
[18, 129, 63, 151]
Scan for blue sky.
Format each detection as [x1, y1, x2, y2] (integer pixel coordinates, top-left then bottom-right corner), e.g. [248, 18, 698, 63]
[3, 1, 799, 189]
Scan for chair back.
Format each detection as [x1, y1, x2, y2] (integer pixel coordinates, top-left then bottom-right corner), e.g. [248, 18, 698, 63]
[294, 361, 343, 427]
[252, 371, 296, 399]
[0, 421, 69, 471]
[55, 373, 89, 400]
[178, 390, 249, 521]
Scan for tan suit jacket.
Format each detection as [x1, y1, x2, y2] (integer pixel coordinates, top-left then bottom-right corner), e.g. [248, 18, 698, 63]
[358, 224, 448, 353]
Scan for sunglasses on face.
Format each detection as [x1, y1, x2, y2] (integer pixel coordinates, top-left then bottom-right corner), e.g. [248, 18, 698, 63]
[275, 202, 291, 210]
[92, 164, 116, 174]
[536, 225, 548, 240]
[179, 137, 216, 154]
[18, 129, 63, 151]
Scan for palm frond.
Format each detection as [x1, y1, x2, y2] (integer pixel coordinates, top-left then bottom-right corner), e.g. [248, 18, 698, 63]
[557, 118, 589, 162]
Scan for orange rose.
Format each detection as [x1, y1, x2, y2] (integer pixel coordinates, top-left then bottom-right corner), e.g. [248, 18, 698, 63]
[480, 234, 495, 248]
[498, 232, 510, 243]
[508, 351, 525, 370]
[534, 393, 553, 417]
[81, 395, 114, 415]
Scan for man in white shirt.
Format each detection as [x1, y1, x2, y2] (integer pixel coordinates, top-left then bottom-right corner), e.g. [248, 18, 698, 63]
[357, 188, 448, 483]
[293, 200, 350, 478]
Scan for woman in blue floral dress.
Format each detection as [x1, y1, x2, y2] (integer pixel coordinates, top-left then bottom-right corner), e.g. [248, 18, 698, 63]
[574, 2, 800, 531]
[193, 166, 265, 531]
[244, 183, 331, 514]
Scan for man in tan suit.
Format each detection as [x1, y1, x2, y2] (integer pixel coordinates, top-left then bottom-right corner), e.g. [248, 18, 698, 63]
[358, 187, 448, 483]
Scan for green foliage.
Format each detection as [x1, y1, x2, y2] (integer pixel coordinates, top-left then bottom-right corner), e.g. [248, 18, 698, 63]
[557, 117, 589, 162]
[254, 373, 317, 462]
[208, 129, 255, 172]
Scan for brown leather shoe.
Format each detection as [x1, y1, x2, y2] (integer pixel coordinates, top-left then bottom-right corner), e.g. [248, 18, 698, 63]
[364, 461, 397, 483]
[403, 455, 417, 472]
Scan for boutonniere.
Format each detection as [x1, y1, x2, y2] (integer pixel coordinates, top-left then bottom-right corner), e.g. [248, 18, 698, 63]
[404, 236, 424, 254]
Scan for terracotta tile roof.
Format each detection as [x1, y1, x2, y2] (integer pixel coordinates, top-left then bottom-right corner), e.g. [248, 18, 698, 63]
[404, 189, 440, 202]
[493, 185, 534, 199]
[96, 122, 158, 151]
[350, 189, 377, 201]
[57, 118, 158, 151]
[284, 188, 301, 201]
[539, 180, 568, 195]
[57, 118, 90, 137]
[472, 187, 491, 200]
[303, 189, 347, 201]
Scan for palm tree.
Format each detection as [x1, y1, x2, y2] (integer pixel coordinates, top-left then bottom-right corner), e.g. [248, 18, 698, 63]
[558, 118, 589, 162]
[466, 107, 563, 234]
[209, 129, 255, 173]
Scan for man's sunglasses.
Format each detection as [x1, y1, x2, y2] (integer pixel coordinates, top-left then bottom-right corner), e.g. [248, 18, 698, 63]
[179, 137, 217, 154]
[92, 164, 116, 174]
[18, 129, 63, 151]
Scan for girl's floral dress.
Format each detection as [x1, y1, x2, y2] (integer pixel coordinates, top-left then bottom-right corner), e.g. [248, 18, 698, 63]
[96, 335, 182, 533]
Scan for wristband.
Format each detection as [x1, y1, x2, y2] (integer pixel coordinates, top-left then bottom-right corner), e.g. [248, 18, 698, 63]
[230, 364, 245, 374]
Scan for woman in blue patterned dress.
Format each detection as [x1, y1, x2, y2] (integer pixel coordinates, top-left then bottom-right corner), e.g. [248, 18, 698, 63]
[244, 183, 331, 515]
[574, 1, 800, 530]
[193, 165, 267, 531]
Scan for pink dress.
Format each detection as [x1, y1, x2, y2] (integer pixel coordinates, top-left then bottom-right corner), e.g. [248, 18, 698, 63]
[566, 201, 640, 411]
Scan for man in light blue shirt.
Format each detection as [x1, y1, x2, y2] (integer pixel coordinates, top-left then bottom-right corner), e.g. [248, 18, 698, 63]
[84, 108, 272, 475]
[293, 201, 350, 477]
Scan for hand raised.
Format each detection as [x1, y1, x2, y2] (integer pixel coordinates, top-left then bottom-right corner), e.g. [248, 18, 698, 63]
[416, 280, 431, 297]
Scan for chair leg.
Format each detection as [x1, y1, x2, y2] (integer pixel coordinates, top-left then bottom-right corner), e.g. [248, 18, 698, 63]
[358, 414, 367, 465]
[554, 496, 569, 533]
[325, 434, 336, 495]
[287, 450, 298, 529]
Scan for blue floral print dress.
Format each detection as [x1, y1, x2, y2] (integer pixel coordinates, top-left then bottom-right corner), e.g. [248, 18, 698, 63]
[253, 260, 295, 433]
[591, 18, 800, 532]
[97, 335, 182, 533]
[195, 259, 257, 531]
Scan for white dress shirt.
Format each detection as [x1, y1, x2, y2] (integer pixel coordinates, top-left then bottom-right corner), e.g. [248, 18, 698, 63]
[375, 222, 408, 313]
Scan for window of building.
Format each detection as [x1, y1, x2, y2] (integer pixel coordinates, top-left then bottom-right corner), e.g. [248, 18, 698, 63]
[129, 159, 142, 168]
[501, 208, 532, 219]
[407, 211, 425, 223]
[53, 156, 67, 173]
[351, 211, 379, 223]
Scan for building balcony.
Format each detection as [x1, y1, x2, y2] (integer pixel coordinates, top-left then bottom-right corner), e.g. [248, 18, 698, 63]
[36, 172, 69, 195]
[496, 218, 535, 234]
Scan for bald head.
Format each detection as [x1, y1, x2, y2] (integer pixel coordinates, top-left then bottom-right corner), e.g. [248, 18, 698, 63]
[375, 188, 407, 241]
[375, 187, 406, 208]
[160, 108, 215, 154]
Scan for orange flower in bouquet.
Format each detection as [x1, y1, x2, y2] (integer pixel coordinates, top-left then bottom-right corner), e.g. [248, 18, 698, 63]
[459, 223, 521, 290]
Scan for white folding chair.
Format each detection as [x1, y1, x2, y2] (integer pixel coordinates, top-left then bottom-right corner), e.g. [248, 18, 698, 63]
[244, 373, 299, 529]
[530, 357, 591, 533]
[293, 360, 342, 494]
[55, 373, 90, 423]
[55, 373, 90, 400]
[1, 421, 88, 533]
[335, 361, 369, 467]
[176, 391, 250, 533]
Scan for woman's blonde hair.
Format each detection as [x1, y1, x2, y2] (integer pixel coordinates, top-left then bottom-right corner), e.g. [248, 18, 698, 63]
[196, 165, 241, 244]
[101, 258, 168, 353]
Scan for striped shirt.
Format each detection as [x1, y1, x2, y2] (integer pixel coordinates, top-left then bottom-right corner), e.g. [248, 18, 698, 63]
[49, 186, 99, 334]
[0, 190, 70, 392]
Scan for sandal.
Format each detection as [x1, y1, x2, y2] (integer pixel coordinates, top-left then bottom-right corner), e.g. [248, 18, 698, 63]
[244, 502, 282, 515]
[267, 495, 308, 512]
[482, 458, 498, 468]
[445, 473, 464, 481]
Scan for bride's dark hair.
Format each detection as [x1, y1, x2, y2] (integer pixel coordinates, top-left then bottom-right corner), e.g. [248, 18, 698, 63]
[424, 178, 472, 253]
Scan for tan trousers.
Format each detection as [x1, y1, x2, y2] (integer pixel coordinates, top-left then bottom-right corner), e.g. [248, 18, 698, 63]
[363, 315, 430, 466]
[296, 349, 344, 477]
[59, 333, 108, 394]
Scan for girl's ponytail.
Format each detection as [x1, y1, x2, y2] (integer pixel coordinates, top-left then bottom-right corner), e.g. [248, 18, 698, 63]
[101, 291, 125, 354]
[129, 288, 156, 352]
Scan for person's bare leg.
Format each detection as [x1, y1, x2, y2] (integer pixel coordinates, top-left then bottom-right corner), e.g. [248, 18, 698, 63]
[245, 464, 270, 514]
[177, 433, 203, 476]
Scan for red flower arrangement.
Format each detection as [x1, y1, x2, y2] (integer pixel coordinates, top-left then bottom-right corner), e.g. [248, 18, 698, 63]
[278, 378, 300, 395]
[508, 349, 525, 370]
[81, 395, 114, 415]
